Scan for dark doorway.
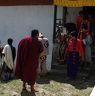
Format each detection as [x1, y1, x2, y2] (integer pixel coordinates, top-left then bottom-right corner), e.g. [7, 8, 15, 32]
[83, 6, 95, 16]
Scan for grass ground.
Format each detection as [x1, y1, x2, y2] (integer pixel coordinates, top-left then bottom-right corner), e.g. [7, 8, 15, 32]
[0, 73, 94, 96]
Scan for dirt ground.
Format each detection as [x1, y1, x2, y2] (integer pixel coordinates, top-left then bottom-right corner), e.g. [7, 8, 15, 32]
[0, 72, 94, 96]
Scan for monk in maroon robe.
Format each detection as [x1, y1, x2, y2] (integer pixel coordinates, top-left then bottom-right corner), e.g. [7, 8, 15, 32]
[15, 29, 43, 92]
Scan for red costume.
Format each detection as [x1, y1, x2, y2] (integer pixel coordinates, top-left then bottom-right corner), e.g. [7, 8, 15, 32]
[78, 20, 90, 40]
[78, 20, 90, 57]
[15, 36, 43, 85]
[66, 36, 84, 79]
[66, 37, 84, 58]
[76, 15, 83, 32]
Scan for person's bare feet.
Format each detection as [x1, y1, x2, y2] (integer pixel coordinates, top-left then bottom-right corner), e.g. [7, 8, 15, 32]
[31, 86, 38, 92]
[22, 82, 26, 90]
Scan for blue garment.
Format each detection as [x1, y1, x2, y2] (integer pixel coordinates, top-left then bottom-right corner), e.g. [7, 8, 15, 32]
[2, 62, 13, 81]
[66, 52, 80, 79]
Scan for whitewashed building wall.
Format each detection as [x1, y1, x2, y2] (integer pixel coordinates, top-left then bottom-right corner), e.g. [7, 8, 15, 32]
[66, 7, 83, 23]
[0, 6, 54, 71]
[57, 6, 63, 19]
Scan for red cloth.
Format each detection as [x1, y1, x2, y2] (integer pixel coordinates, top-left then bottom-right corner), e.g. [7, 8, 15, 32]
[76, 15, 83, 32]
[15, 36, 43, 85]
[66, 37, 84, 59]
[78, 20, 90, 39]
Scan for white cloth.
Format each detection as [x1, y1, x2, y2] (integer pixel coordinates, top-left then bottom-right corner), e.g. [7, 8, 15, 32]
[2, 44, 13, 70]
[90, 86, 95, 96]
[83, 35, 92, 62]
[61, 27, 67, 35]
[38, 37, 49, 55]
[83, 35, 92, 46]
[38, 37, 49, 74]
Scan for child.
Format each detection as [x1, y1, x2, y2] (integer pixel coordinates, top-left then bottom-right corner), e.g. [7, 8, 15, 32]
[65, 31, 84, 79]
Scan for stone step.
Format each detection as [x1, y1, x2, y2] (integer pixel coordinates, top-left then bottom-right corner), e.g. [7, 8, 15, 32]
[51, 63, 66, 70]
[49, 69, 88, 77]
[51, 63, 95, 71]
[50, 69, 66, 75]
[92, 55, 95, 61]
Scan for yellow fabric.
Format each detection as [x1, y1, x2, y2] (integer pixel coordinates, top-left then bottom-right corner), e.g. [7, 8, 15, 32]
[54, 0, 95, 7]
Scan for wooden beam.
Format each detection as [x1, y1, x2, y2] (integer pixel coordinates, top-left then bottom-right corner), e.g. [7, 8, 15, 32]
[53, 5, 57, 43]
[0, 0, 53, 6]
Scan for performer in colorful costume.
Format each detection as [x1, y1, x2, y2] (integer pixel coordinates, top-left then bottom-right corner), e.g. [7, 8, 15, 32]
[38, 33, 49, 75]
[78, 16, 92, 65]
[66, 31, 84, 79]
[58, 27, 68, 63]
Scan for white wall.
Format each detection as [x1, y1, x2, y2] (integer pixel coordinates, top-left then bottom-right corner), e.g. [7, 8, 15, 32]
[57, 6, 63, 19]
[66, 7, 82, 23]
[56, 6, 82, 24]
[0, 6, 54, 71]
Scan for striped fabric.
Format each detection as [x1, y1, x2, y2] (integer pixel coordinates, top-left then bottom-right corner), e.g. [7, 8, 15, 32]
[53, 0, 95, 7]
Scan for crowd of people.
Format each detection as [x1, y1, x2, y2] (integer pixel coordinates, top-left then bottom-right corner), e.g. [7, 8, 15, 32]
[0, 38, 16, 81]
[0, 10, 94, 92]
[55, 10, 94, 80]
[0, 29, 49, 92]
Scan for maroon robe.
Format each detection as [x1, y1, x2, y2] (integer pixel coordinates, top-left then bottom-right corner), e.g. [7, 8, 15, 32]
[15, 36, 43, 85]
